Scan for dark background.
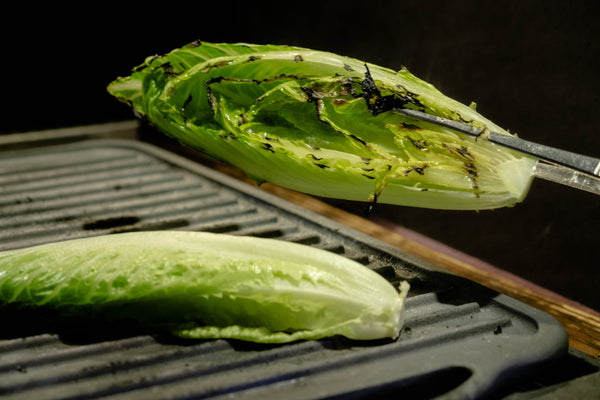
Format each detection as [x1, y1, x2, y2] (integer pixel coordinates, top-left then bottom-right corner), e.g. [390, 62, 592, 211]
[3, 2, 599, 310]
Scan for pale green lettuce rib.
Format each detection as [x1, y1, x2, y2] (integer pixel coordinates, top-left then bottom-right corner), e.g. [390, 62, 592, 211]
[0, 231, 409, 343]
[108, 40, 537, 210]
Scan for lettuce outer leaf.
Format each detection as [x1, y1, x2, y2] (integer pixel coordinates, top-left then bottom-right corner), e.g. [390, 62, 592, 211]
[0, 231, 409, 343]
[107, 41, 537, 210]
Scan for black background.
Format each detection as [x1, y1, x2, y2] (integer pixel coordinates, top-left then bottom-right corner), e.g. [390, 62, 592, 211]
[3, 1, 599, 310]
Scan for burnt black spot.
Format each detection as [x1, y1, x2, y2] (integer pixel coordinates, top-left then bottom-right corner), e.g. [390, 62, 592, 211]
[300, 86, 327, 121]
[465, 163, 478, 177]
[309, 154, 323, 161]
[160, 61, 175, 74]
[404, 165, 427, 176]
[361, 64, 412, 116]
[160, 61, 173, 70]
[268, 73, 301, 81]
[463, 160, 480, 196]
[402, 93, 425, 108]
[261, 142, 275, 153]
[474, 128, 488, 141]
[202, 60, 232, 72]
[237, 113, 248, 126]
[339, 77, 356, 96]
[400, 122, 422, 130]
[406, 136, 428, 150]
[294, 54, 303, 62]
[182, 94, 193, 112]
[362, 174, 376, 180]
[444, 144, 475, 161]
[314, 163, 330, 169]
[371, 95, 409, 116]
[349, 134, 368, 147]
[362, 167, 374, 172]
[83, 216, 141, 230]
[248, 56, 260, 62]
[361, 65, 380, 101]
[469, 177, 480, 195]
[343, 64, 355, 71]
[205, 76, 223, 86]
[301, 86, 319, 102]
[361, 157, 372, 164]
[219, 132, 238, 140]
[203, 79, 220, 113]
[458, 146, 474, 160]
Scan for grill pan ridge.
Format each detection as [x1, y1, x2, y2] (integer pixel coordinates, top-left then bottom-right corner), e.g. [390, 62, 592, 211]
[0, 136, 568, 399]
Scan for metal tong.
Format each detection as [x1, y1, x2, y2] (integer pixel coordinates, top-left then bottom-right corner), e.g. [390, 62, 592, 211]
[394, 108, 600, 196]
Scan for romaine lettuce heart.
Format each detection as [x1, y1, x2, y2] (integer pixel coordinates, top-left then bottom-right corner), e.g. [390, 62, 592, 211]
[108, 40, 536, 210]
[0, 231, 409, 343]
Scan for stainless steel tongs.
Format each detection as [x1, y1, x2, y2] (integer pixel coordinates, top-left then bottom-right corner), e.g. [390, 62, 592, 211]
[394, 108, 600, 196]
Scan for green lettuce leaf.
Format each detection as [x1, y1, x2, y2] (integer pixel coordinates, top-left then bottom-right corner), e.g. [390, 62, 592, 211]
[108, 40, 536, 210]
[0, 231, 409, 343]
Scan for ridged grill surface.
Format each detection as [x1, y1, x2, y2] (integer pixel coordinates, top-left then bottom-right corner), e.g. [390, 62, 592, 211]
[0, 138, 568, 399]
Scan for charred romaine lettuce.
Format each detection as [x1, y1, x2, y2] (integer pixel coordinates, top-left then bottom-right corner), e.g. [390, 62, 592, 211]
[0, 231, 409, 343]
[108, 40, 536, 210]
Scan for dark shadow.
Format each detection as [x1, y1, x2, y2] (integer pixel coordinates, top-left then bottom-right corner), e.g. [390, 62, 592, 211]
[322, 366, 473, 400]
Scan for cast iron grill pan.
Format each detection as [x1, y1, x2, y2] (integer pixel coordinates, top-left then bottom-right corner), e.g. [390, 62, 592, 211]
[0, 136, 568, 399]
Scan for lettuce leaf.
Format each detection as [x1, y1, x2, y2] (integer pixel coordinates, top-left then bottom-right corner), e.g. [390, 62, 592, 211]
[108, 40, 537, 210]
[0, 231, 409, 343]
